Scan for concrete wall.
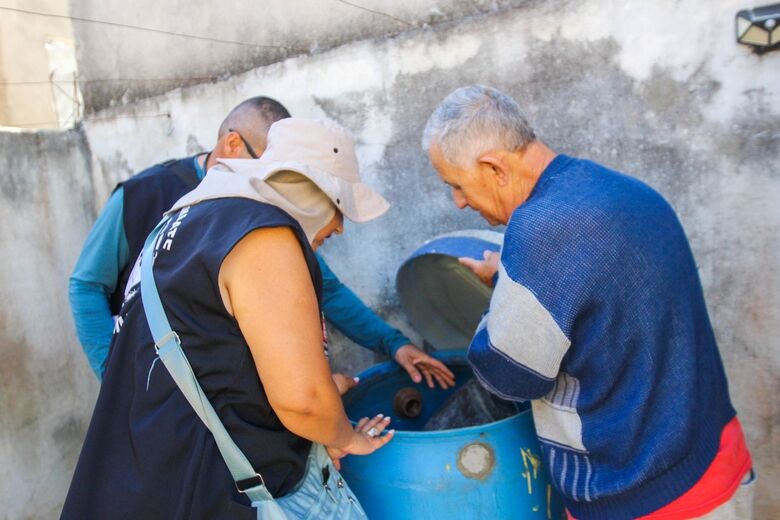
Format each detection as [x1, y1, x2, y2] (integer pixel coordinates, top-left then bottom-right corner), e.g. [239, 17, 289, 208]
[0, 0, 81, 129]
[2, 0, 778, 516]
[0, 128, 99, 519]
[70, 0, 529, 112]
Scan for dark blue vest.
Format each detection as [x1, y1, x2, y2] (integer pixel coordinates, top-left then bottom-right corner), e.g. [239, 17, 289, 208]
[110, 157, 200, 313]
[62, 198, 322, 520]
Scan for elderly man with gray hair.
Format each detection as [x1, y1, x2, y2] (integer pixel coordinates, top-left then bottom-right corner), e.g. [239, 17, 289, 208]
[422, 86, 754, 519]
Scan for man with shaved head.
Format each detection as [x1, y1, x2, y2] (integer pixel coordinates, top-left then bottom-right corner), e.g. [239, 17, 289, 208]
[70, 96, 453, 390]
[217, 97, 286, 155]
[70, 97, 288, 379]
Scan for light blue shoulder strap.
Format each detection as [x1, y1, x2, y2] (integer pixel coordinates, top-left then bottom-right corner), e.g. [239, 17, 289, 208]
[139, 216, 274, 503]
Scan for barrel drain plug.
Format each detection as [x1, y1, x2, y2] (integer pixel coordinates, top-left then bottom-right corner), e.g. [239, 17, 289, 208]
[393, 387, 423, 419]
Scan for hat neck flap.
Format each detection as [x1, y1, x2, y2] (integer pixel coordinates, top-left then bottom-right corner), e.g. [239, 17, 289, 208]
[166, 160, 336, 245]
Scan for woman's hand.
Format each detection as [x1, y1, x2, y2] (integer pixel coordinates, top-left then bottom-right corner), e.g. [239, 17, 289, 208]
[332, 373, 360, 396]
[326, 414, 394, 469]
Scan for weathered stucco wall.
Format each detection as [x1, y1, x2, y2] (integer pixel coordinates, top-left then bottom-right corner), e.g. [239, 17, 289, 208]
[0, 128, 99, 519]
[80, 0, 780, 515]
[70, 0, 530, 112]
[2, 0, 778, 516]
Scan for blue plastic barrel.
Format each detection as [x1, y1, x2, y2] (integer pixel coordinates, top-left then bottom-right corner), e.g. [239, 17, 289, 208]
[341, 352, 564, 519]
[340, 231, 565, 519]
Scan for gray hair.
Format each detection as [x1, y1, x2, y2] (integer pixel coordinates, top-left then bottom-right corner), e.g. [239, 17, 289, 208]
[422, 85, 536, 167]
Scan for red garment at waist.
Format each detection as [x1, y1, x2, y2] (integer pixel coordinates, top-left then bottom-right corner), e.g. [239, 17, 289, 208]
[567, 416, 752, 520]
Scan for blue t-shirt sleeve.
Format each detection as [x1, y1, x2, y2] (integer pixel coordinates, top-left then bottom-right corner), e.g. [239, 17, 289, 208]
[317, 254, 409, 357]
[68, 187, 130, 379]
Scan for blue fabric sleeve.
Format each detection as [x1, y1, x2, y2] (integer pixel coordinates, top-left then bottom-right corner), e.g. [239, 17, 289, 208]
[193, 155, 206, 179]
[68, 187, 130, 379]
[468, 326, 555, 400]
[317, 254, 410, 358]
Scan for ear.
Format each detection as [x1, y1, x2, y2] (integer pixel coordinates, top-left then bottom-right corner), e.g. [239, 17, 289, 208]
[477, 152, 510, 187]
[222, 131, 244, 158]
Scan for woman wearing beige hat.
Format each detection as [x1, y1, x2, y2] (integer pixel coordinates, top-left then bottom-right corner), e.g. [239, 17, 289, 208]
[61, 119, 395, 519]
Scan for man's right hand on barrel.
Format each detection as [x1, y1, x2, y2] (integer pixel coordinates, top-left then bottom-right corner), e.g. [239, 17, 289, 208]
[459, 250, 500, 287]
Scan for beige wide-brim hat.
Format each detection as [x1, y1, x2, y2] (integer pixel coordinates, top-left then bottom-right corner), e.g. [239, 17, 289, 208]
[220, 118, 390, 223]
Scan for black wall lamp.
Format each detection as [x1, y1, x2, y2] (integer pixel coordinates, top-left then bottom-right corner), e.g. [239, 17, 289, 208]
[736, 3, 780, 52]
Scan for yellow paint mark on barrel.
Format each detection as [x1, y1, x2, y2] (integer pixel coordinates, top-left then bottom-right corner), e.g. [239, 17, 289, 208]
[522, 448, 541, 479]
[521, 447, 543, 496]
[547, 484, 552, 519]
[521, 449, 533, 494]
[445, 463, 451, 472]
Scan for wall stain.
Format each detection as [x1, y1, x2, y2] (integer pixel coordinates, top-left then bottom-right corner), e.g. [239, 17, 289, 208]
[185, 133, 206, 156]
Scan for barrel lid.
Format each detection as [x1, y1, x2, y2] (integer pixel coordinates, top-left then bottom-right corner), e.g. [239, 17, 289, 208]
[396, 230, 502, 351]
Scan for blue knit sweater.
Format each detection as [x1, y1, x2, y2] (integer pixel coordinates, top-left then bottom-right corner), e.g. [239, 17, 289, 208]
[468, 155, 735, 519]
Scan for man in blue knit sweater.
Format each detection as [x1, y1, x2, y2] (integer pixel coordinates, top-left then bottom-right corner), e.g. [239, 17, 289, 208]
[422, 86, 753, 519]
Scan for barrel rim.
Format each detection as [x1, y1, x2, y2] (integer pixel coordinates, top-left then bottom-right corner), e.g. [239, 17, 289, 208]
[346, 351, 532, 438]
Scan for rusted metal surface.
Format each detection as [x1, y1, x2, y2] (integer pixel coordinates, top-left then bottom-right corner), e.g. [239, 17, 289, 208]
[393, 387, 423, 419]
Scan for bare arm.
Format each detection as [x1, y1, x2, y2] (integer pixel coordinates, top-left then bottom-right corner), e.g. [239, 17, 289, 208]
[219, 226, 392, 454]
